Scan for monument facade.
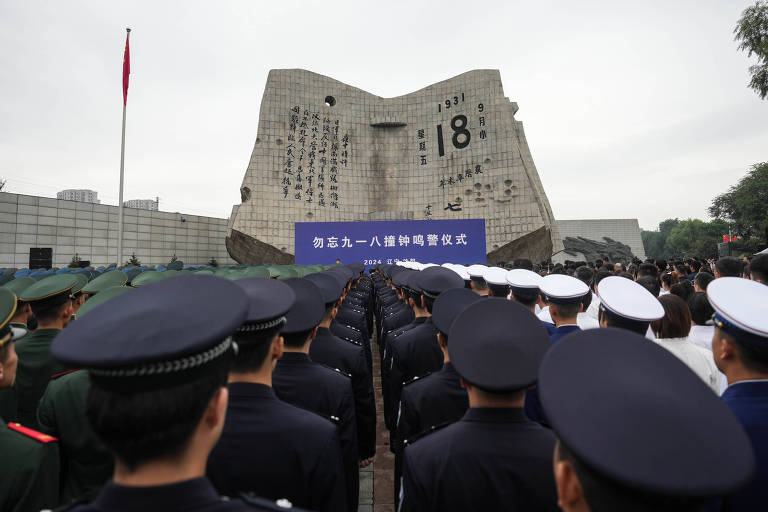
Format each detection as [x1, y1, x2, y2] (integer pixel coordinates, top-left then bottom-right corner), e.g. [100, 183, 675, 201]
[227, 69, 562, 264]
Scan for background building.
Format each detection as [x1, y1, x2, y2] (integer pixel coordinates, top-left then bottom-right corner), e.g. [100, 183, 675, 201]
[124, 197, 159, 211]
[56, 189, 100, 204]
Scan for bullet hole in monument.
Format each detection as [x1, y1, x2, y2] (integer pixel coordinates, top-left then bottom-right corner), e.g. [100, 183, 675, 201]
[474, 183, 482, 190]
[306, 212, 313, 218]
[325, 96, 336, 107]
[504, 179, 513, 186]
[465, 189, 473, 195]
[504, 189, 512, 196]
[281, 247, 287, 252]
[276, 139, 283, 145]
[493, 244, 499, 250]
[475, 197, 485, 203]
[485, 184, 492, 191]
[255, 137, 261, 144]
[240, 187, 251, 203]
[455, 197, 462, 203]
[484, 158, 491, 164]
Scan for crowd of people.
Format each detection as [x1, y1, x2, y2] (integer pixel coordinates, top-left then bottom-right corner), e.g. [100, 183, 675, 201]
[0, 252, 766, 511]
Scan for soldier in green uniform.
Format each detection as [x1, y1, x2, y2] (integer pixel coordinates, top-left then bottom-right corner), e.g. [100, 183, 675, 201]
[70, 274, 89, 319]
[0, 277, 35, 421]
[14, 274, 77, 428]
[37, 287, 130, 505]
[0, 286, 60, 512]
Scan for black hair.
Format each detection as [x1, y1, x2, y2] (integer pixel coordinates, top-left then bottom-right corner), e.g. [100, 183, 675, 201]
[512, 258, 534, 271]
[230, 323, 283, 373]
[321, 301, 337, 322]
[598, 308, 650, 335]
[574, 266, 594, 287]
[636, 276, 661, 298]
[556, 441, 705, 512]
[651, 295, 691, 339]
[488, 284, 510, 297]
[511, 289, 538, 308]
[550, 301, 581, 319]
[656, 259, 667, 273]
[694, 272, 714, 291]
[85, 352, 231, 471]
[750, 254, 768, 283]
[30, 300, 69, 324]
[715, 257, 743, 278]
[424, 295, 436, 314]
[470, 277, 488, 291]
[637, 263, 658, 279]
[688, 293, 714, 326]
[670, 281, 694, 302]
[729, 333, 768, 374]
[282, 328, 314, 349]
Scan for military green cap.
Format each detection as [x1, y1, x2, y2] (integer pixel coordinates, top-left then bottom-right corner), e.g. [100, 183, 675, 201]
[77, 286, 131, 318]
[266, 266, 282, 278]
[0, 288, 18, 347]
[3, 277, 36, 298]
[19, 274, 78, 302]
[131, 271, 167, 287]
[195, 270, 215, 275]
[245, 267, 270, 278]
[83, 271, 128, 294]
[276, 267, 299, 280]
[72, 273, 89, 295]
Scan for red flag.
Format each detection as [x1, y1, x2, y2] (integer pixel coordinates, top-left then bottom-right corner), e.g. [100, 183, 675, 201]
[122, 32, 130, 105]
[723, 235, 730, 242]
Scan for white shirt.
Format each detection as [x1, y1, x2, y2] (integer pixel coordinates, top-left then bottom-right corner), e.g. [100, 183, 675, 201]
[539, 306, 599, 330]
[537, 306, 551, 323]
[688, 325, 715, 351]
[586, 292, 600, 320]
[652, 337, 721, 393]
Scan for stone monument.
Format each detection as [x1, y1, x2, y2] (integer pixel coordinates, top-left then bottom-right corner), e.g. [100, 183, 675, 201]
[227, 69, 562, 264]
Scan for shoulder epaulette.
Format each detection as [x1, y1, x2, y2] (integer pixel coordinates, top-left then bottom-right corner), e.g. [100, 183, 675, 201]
[51, 368, 81, 380]
[404, 422, 452, 447]
[238, 492, 295, 510]
[403, 373, 431, 387]
[340, 337, 363, 347]
[320, 364, 352, 379]
[7, 423, 58, 444]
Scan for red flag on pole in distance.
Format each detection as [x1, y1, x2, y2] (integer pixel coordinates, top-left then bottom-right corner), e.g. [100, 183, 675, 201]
[122, 31, 130, 105]
[723, 235, 729, 242]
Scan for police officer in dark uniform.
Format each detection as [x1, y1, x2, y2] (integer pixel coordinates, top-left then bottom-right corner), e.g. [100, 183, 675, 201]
[51, 275, 296, 511]
[207, 277, 346, 512]
[539, 328, 756, 511]
[388, 266, 464, 428]
[393, 287, 481, 507]
[272, 277, 359, 512]
[400, 298, 558, 512]
[37, 286, 131, 506]
[305, 271, 376, 467]
[14, 274, 78, 428]
[0, 286, 60, 512]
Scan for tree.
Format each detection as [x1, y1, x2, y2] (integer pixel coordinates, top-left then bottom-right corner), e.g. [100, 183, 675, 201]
[68, 253, 82, 269]
[735, 1, 768, 99]
[126, 252, 141, 266]
[642, 218, 730, 259]
[708, 162, 768, 244]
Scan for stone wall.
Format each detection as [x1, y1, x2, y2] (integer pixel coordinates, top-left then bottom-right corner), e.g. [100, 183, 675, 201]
[228, 69, 562, 263]
[0, 192, 235, 268]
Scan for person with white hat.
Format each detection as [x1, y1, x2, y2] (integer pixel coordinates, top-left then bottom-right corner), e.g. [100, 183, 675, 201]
[539, 275, 590, 343]
[597, 276, 664, 336]
[707, 277, 768, 510]
[482, 267, 511, 298]
[466, 264, 489, 296]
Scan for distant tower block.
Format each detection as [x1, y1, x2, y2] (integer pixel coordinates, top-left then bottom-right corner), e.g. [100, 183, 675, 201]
[227, 69, 562, 264]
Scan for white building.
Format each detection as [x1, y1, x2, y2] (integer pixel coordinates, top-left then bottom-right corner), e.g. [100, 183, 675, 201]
[57, 189, 100, 204]
[124, 197, 159, 211]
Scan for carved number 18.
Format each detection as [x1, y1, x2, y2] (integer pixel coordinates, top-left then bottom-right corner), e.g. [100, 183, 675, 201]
[436, 115, 471, 157]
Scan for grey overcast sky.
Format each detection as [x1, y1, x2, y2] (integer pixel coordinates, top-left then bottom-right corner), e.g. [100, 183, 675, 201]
[1, 0, 766, 230]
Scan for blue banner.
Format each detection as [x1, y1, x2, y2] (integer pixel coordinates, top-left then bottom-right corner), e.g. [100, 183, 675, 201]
[295, 219, 486, 266]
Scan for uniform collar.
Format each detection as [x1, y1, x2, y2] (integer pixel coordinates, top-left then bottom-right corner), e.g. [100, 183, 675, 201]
[462, 407, 528, 423]
[441, 361, 459, 377]
[92, 477, 222, 512]
[412, 316, 428, 325]
[315, 326, 333, 337]
[723, 379, 768, 398]
[279, 352, 311, 363]
[227, 381, 276, 399]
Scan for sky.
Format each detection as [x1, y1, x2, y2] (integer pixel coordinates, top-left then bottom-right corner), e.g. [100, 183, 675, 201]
[0, 0, 766, 231]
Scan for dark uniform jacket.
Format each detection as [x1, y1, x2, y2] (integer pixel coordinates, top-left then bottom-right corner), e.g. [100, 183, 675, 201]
[389, 318, 442, 427]
[309, 327, 376, 459]
[65, 477, 304, 512]
[37, 369, 113, 505]
[400, 408, 559, 512]
[549, 324, 581, 343]
[330, 320, 371, 373]
[396, 362, 469, 451]
[207, 383, 347, 512]
[14, 328, 68, 428]
[272, 352, 359, 512]
[0, 417, 60, 512]
[382, 317, 428, 430]
[720, 380, 768, 510]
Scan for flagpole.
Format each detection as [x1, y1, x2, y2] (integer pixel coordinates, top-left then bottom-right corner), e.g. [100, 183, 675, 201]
[117, 27, 130, 266]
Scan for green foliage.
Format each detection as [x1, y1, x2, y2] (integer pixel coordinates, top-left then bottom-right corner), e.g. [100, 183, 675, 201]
[642, 218, 729, 259]
[126, 252, 141, 267]
[208, 257, 218, 267]
[68, 253, 82, 269]
[708, 162, 768, 243]
[735, 1, 768, 99]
